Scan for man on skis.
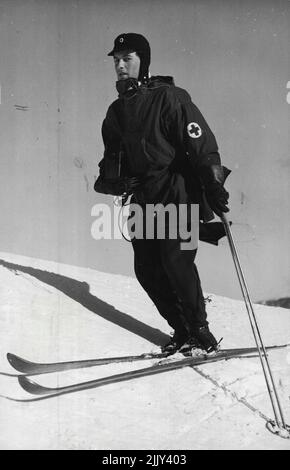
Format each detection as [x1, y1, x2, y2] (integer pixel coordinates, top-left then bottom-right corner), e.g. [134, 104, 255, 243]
[95, 33, 230, 354]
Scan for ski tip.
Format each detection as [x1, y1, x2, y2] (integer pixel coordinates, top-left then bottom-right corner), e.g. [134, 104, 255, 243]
[7, 353, 27, 373]
[18, 374, 34, 386]
[7, 352, 15, 363]
[7, 353, 19, 368]
[18, 375, 49, 395]
[7, 352, 38, 374]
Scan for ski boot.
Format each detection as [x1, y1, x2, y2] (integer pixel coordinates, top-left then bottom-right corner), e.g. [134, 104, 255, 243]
[192, 325, 220, 354]
[161, 329, 190, 355]
[179, 335, 206, 357]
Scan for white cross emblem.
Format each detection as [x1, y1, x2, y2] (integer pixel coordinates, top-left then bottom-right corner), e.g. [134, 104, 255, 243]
[187, 122, 202, 138]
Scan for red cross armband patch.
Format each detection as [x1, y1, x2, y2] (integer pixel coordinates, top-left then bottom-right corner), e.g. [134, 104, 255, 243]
[187, 122, 202, 139]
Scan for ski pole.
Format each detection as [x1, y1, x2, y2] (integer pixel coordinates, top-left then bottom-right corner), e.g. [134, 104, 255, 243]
[220, 213, 289, 434]
[221, 213, 285, 427]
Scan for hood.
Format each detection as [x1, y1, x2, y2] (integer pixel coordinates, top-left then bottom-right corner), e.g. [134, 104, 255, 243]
[148, 75, 175, 87]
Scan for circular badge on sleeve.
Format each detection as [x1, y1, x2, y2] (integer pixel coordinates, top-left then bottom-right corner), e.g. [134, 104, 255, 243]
[187, 122, 202, 138]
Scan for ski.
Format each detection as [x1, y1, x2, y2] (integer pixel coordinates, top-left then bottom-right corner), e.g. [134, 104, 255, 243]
[7, 343, 289, 376]
[7, 351, 171, 375]
[17, 349, 262, 399]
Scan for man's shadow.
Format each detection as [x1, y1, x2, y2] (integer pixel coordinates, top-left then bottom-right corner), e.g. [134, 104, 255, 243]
[0, 259, 169, 347]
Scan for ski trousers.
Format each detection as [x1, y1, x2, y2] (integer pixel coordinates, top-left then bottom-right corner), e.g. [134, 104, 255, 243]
[132, 237, 208, 334]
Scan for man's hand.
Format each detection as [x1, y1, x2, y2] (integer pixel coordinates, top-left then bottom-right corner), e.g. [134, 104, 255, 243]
[205, 182, 229, 217]
[199, 164, 230, 217]
[108, 176, 142, 195]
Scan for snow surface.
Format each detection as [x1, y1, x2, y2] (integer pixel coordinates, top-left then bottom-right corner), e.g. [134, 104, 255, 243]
[0, 251, 289, 450]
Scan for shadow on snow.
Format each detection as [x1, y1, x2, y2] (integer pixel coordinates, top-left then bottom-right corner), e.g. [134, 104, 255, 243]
[0, 258, 169, 347]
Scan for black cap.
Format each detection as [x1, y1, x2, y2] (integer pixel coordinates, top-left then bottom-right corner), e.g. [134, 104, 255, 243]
[108, 33, 151, 83]
[107, 33, 150, 57]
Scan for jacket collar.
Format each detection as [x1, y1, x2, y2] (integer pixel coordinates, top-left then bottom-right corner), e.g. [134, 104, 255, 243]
[116, 78, 140, 97]
[116, 75, 175, 97]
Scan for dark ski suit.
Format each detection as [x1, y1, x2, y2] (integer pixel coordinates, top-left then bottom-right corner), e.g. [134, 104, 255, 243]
[96, 76, 228, 337]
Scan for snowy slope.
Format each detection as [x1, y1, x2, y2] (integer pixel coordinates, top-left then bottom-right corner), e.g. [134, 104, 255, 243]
[0, 251, 289, 450]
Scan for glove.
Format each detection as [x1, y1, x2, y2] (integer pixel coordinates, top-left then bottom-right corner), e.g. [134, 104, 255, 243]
[205, 182, 229, 217]
[199, 164, 230, 217]
[106, 176, 142, 196]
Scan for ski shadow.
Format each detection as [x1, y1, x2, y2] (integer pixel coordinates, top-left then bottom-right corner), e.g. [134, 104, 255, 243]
[0, 258, 169, 347]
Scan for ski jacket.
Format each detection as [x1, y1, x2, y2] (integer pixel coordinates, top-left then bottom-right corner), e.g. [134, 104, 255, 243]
[98, 76, 223, 222]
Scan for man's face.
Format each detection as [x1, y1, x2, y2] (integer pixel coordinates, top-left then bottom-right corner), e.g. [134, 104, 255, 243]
[113, 51, 140, 81]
